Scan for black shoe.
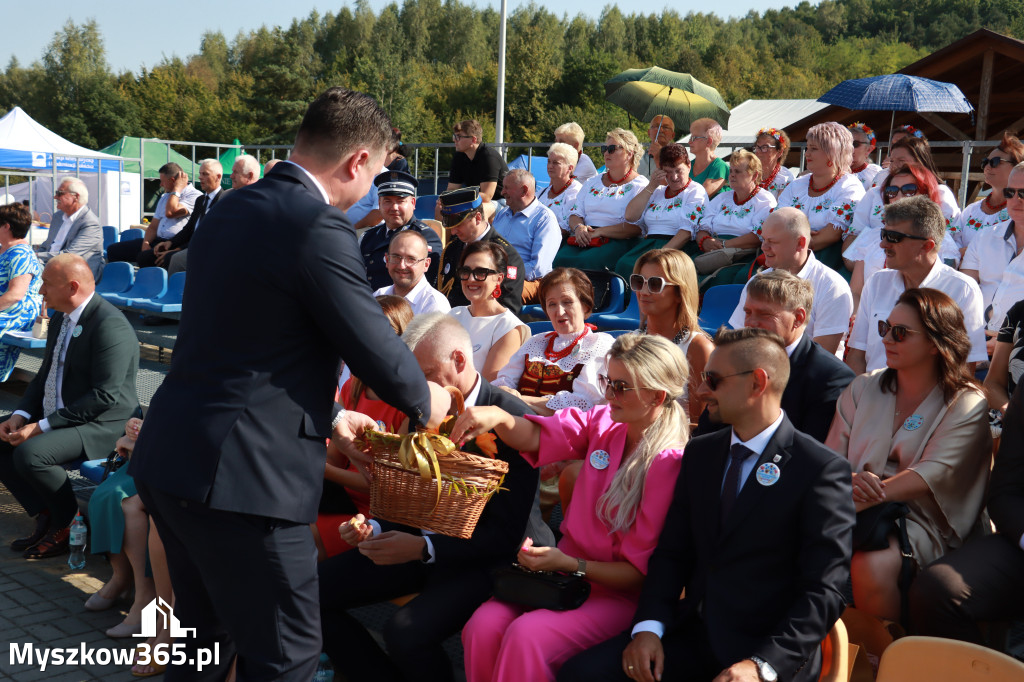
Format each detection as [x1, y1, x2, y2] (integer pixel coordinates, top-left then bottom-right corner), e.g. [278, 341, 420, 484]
[142, 315, 176, 326]
[10, 513, 50, 552]
[24, 527, 70, 559]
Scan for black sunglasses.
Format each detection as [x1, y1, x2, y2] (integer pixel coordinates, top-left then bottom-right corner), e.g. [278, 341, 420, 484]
[852, 141, 869, 149]
[457, 266, 500, 281]
[700, 370, 756, 391]
[629, 274, 678, 295]
[981, 157, 1009, 169]
[752, 144, 777, 153]
[878, 320, 922, 342]
[598, 374, 647, 398]
[600, 144, 620, 154]
[883, 184, 919, 199]
[1002, 188, 1024, 200]
[879, 228, 929, 244]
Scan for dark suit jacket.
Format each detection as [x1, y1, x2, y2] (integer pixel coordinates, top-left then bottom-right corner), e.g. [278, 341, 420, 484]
[167, 188, 229, 251]
[988, 381, 1024, 542]
[634, 416, 854, 681]
[19, 295, 139, 458]
[694, 334, 855, 443]
[40, 208, 104, 278]
[129, 162, 433, 524]
[379, 378, 552, 569]
[438, 226, 525, 314]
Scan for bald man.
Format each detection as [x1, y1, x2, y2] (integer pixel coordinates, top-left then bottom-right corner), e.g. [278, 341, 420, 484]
[0, 254, 139, 559]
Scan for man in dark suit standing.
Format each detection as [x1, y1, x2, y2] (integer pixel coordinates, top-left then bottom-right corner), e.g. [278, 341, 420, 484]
[319, 313, 553, 682]
[694, 270, 854, 443]
[129, 88, 449, 681]
[0, 254, 139, 558]
[560, 328, 854, 682]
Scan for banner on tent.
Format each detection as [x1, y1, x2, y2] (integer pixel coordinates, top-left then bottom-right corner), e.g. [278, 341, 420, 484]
[0, 150, 123, 173]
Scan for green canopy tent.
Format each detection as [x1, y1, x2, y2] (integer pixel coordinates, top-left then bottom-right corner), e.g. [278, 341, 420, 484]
[98, 137, 198, 179]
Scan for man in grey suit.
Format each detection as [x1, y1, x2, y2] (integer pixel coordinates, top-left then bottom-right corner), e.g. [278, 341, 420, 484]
[38, 178, 104, 279]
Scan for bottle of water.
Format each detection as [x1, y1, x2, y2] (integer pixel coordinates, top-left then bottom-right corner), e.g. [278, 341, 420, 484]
[313, 653, 334, 682]
[68, 512, 87, 570]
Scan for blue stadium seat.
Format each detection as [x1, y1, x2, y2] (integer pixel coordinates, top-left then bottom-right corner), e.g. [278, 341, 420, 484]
[527, 320, 554, 335]
[121, 227, 145, 243]
[698, 283, 745, 335]
[102, 226, 119, 252]
[606, 329, 634, 338]
[79, 459, 108, 483]
[414, 195, 439, 221]
[588, 294, 641, 331]
[133, 272, 185, 313]
[521, 272, 627, 320]
[104, 267, 168, 306]
[0, 332, 46, 349]
[95, 262, 135, 297]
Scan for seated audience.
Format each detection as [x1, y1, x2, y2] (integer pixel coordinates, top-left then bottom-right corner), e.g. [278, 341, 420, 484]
[910, 380, 1024, 643]
[873, 125, 928, 186]
[318, 313, 549, 682]
[37, 177, 103, 278]
[538, 142, 584, 233]
[688, 117, 729, 198]
[694, 150, 775, 256]
[699, 270, 854, 442]
[849, 122, 883, 190]
[753, 126, 796, 198]
[730, 207, 854, 354]
[449, 241, 530, 381]
[559, 328, 854, 682]
[631, 248, 713, 422]
[455, 333, 688, 682]
[373, 230, 450, 314]
[554, 128, 650, 272]
[827, 287, 991, 622]
[494, 169, 561, 303]
[638, 115, 676, 178]
[0, 255, 139, 559]
[983, 298, 1024, 415]
[955, 132, 1022, 249]
[438, 187, 525, 314]
[442, 119, 508, 207]
[847, 196, 986, 374]
[618, 143, 707, 280]
[107, 163, 201, 266]
[555, 122, 598, 182]
[494, 268, 614, 416]
[150, 158, 232, 275]
[361, 170, 443, 291]
[775, 122, 865, 268]
[0, 202, 42, 380]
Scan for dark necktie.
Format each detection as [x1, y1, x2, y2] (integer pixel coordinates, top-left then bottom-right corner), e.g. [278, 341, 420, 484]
[720, 443, 754, 524]
[194, 195, 209, 229]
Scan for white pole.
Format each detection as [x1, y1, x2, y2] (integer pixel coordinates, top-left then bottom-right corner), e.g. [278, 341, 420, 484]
[495, 0, 507, 149]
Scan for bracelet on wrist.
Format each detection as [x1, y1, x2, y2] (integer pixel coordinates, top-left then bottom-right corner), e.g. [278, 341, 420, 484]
[698, 235, 711, 251]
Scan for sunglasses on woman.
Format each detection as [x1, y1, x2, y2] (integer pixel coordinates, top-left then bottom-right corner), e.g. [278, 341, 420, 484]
[629, 274, 678, 294]
[753, 144, 777, 153]
[852, 141, 869, 149]
[600, 144, 620, 154]
[700, 370, 755, 391]
[883, 184, 919, 199]
[878, 320, 922, 342]
[879, 228, 929, 244]
[981, 157, 1009, 169]
[1002, 188, 1024, 200]
[457, 266, 500, 281]
[598, 374, 647, 398]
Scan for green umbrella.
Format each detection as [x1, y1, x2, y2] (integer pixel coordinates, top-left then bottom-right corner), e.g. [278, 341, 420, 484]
[604, 66, 730, 130]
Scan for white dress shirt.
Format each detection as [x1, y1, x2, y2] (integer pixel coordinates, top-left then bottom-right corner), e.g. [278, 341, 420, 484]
[49, 206, 86, 254]
[373, 276, 451, 315]
[961, 220, 1024, 332]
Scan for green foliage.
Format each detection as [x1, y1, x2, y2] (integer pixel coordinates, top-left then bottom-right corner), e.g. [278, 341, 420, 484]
[0, 3, 1018, 150]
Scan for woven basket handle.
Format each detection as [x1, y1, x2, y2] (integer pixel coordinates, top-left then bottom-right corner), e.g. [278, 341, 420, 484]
[445, 385, 466, 417]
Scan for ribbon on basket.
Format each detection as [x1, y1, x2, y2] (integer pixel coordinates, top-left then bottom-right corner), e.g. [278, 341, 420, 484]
[397, 431, 458, 509]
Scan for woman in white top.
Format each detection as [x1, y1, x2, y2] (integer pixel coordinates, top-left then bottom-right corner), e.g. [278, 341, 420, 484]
[631, 248, 713, 422]
[753, 126, 796, 198]
[695, 150, 776, 253]
[615, 143, 708, 280]
[776, 122, 865, 269]
[538, 142, 583, 234]
[955, 132, 1023, 250]
[848, 122, 883, 191]
[449, 241, 530, 381]
[555, 128, 650, 272]
[494, 268, 615, 415]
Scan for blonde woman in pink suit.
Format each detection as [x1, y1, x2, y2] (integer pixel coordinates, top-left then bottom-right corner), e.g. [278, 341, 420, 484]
[450, 333, 689, 682]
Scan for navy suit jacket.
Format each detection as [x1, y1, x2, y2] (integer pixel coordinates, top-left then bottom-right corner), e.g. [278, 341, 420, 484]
[634, 416, 854, 681]
[129, 162, 433, 523]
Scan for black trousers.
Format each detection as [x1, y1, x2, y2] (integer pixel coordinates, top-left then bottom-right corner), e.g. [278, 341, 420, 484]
[137, 482, 321, 681]
[0, 428, 86, 527]
[318, 546, 493, 682]
[107, 237, 171, 266]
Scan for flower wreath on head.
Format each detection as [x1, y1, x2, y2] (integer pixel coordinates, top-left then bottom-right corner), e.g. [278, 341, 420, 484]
[849, 122, 877, 149]
[896, 124, 924, 139]
[757, 127, 783, 146]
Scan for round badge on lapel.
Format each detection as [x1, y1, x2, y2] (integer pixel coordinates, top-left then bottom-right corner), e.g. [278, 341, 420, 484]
[589, 449, 610, 470]
[72, 325, 83, 338]
[903, 414, 924, 431]
[755, 462, 781, 487]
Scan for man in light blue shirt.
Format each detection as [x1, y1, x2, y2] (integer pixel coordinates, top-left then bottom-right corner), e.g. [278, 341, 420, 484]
[493, 169, 561, 303]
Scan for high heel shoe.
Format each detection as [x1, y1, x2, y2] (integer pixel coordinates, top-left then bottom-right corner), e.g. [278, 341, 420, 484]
[131, 645, 168, 678]
[85, 587, 131, 611]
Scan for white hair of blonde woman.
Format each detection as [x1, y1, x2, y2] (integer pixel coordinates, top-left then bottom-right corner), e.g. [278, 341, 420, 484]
[554, 122, 585, 149]
[606, 128, 645, 173]
[547, 142, 579, 167]
[59, 177, 88, 205]
[691, 117, 724, 150]
[597, 333, 689, 533]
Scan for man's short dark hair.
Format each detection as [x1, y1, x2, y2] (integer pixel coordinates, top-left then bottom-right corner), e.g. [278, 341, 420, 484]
[453, 120, 483, 141]
[884, 195, 945, 245]
[158, 162, 183, 178]
[0, 202, 32, 239]
[712, 327, 791, 395]
[294, 87, 393, 165]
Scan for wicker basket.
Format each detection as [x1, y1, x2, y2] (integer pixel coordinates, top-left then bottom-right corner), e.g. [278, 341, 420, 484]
[362, 388, 508, 539]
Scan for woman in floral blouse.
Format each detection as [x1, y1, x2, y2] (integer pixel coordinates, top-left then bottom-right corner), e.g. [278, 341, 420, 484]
[694, 150, 776, 254]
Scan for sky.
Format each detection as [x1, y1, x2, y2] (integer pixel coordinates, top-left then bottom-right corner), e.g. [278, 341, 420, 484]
[3, 0, 799, 75]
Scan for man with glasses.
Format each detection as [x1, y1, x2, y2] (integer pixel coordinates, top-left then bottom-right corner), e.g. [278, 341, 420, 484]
[361, 170, 442, 290]
[561, 327, 853, 682]
[437, 187, 525, 314]
[373, 230, 450, 314]
[444, 119, 508, 205]
[494, 169, 561, 303]
[847, 195, 986, 374]
[961, 161, 1024, 349]
[38, 177, 103, 278]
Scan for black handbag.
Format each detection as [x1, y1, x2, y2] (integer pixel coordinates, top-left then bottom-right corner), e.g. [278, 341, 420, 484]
[491, 563, 591, 611]
[852, 502, 915, 628]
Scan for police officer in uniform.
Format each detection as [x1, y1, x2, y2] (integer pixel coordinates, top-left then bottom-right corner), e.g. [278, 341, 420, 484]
[438, 187, 525, 315]
[360, 170, 443, 290]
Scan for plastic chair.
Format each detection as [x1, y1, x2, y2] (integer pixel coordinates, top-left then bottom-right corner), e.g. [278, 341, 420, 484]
[133, 272, 186, 313]
[121, 227, 145, 243]
[420, 218, 446, 246]
[104, 267, 168, 306]
[79, 459, 108, 484]
[588, 294, 641, 331]
[876, 636, 1024, 681]
[698, 283, 745, 335]
[95, 262, 135, 297]
[414, 195, 439, 221]
[528, 320, 554, 335]
[102, 225, 119, 251]
[818, 619, 849, 682]
[521, 271, 628, 321]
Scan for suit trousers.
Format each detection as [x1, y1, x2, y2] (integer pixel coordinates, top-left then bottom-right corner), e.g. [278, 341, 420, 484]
[168, 249, 188, 275]
[136, 482, 321, 682]
[910, 533, 1024, 643]
[107, 238, 170, 266]
[318, 548, 494, 682]
[0, 427, 86, 527]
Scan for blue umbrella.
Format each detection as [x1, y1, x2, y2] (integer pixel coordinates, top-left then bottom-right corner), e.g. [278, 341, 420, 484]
[818, 74, 973, 114]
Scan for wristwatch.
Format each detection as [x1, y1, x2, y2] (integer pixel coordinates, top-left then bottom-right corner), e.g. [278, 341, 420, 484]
[573, 557, 587, 577]
[170, 191, 181, 197]
[749, 656, 777, 682]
